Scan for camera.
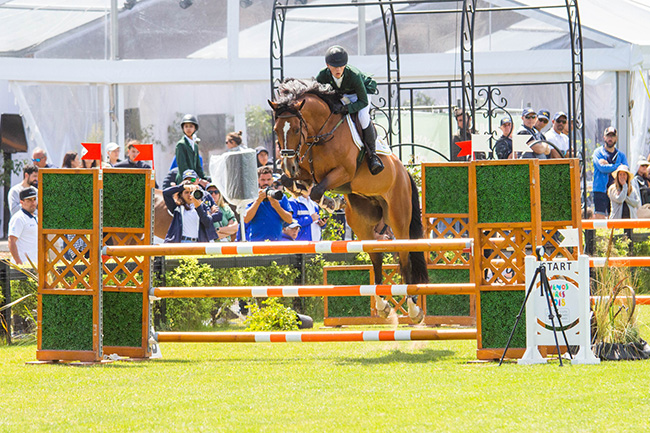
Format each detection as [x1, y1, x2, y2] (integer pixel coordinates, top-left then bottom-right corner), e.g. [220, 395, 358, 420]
[264, 187, 284, 200]
[192, 189, 204, 200]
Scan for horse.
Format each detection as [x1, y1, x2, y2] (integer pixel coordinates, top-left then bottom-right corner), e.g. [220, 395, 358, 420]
[268, 78, 429, 323]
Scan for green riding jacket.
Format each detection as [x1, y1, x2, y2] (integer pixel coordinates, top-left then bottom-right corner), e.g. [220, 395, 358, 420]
[174, 136, 206, 184]
[315, 65, 377, 115]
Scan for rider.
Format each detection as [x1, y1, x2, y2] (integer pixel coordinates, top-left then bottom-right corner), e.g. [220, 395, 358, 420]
[175, 114, 208, 186]
[316, 45, 384, 175]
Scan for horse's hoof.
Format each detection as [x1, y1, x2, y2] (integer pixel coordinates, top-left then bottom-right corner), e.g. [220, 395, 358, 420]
[409, 307, 425, 324]
[376, 301, 392, 318]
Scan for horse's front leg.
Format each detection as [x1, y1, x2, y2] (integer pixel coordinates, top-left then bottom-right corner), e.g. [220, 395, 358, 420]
[309, 166, 351, 203]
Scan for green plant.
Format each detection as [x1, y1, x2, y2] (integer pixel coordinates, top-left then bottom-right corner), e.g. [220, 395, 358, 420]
[246, 105, 273, 148]
[244, 297, 299, 331]
[10, 279, 37, 320]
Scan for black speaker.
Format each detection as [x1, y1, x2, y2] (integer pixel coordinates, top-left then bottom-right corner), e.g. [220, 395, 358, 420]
[0, 114, 28, 153]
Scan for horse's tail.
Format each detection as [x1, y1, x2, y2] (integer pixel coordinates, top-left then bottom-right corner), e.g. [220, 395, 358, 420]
[408, 173, 429, 284]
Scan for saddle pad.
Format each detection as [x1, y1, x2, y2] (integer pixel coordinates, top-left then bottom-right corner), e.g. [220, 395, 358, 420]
[345, 115, 392, 156]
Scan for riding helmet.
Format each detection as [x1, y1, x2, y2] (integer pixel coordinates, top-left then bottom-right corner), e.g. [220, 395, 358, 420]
[325, 46, 348, 67]
[181, 114, 199, 131]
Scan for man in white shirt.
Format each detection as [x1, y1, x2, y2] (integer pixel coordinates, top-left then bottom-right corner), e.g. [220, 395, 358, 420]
[8, 187, 38, 265]
[545, 112, 570, 156]
[8, 164, 38, 216]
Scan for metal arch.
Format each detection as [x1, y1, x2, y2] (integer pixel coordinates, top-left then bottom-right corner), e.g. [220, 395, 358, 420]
[459, 0, 476, 145]
[566, 0, 587, 216]
[270, 0, 290, 100]
[378, 0, 401, 152]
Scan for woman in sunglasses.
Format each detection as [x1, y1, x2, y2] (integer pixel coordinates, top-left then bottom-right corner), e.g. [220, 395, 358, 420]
[206, 184, 239, 242]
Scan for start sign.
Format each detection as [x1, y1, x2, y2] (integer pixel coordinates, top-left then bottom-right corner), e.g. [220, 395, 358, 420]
[519, 255, 600, 365]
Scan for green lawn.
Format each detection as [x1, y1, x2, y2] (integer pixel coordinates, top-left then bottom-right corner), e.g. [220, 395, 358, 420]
[2, 311, 650, 432]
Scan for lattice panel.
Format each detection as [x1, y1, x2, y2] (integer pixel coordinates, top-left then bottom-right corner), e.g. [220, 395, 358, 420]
[102, 232, 146, 289]
[540, 227, 578, 261]
[426, 217, 470, 239]
[43, 233, 94, 290]
[479, 228, 533, 286]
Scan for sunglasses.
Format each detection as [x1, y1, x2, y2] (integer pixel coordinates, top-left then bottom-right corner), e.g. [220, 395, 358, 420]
[185, 177, 197, 183]
[525, 115, 537, 119]
[538, 118, 548, 123]
[556, 119, 567, 124]
[32, 158, 41, 162]
[208, 190, 219, 195]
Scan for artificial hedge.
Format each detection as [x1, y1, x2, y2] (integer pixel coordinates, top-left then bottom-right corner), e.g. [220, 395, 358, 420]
[479, 290, 526, 349]
[426, 268, 470, 316]
[325, 269, 371, 317]
[41, 173, 94, 230]
[424, 165, 469, 214]
[41, 294, 93, 351]
[476, 164, 531, 224]
[540, 163, 572, 222]
[102, 291, 143, 347]
[103, 172, 147, 228]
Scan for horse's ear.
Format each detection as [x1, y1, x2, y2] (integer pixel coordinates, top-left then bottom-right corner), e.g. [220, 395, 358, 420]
[268, 100, 278, 111]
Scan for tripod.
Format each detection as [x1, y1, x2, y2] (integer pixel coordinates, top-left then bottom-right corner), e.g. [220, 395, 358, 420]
[499, 247, 573, 366]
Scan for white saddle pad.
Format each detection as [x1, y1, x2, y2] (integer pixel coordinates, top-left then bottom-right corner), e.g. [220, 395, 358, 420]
[345, 115, 392, 156]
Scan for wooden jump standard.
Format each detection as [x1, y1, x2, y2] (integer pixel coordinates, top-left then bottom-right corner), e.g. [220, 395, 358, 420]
[150, 284, 476, 298]
[155, 329, 477, 343]
[102, 238, 473, 257]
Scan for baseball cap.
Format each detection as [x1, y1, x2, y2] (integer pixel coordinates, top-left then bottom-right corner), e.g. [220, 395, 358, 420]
[286, 220, 300, 229]
[20, 187, 37, 200]
[206, 183, 219, 192]
[522, 108, 536, 117]
[638, 159, 650, 169]
[106, 142, 119, 152]
[553, 111, 567, 121]
[604, 126, 617, 136]
[256, 146, 269, 155]
[500, 117, 512, 126]
[537, 109, 550, 121]
[182, 169, 198, 180]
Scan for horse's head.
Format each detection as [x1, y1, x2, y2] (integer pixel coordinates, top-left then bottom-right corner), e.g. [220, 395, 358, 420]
[268, 98, 307, 179]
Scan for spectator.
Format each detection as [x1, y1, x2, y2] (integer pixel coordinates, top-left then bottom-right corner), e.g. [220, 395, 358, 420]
[373, 221, 394, 241]
[162, 181, 219, 243]
[225, 131, 247, 152]
[534, 109, 551, 140]
[114, 140, 151, 170]
[517, 108, 553, 159]
[256, 146, 271, 168]
[281, 221, 301, 241]
[608, 165, 640, 219]
[162, 167, 179, 189]
[8, 164, 38, 216]
[289, 185, 323, 241]
[494, 117, 514, 160]
[451, 108, 474, 161]
[8, 187, 38, 265]
[106, 142, 121, 166]
[206, 184, 238, 242]
[61, 151, 81, 168]
[634, 159, 650, 205]
[174, 114, 207, 186]
[244, 166, 293, 241]
[545, 112, 570, 157]
[32, 147, 55, 168]
[593, 126, 628, 219]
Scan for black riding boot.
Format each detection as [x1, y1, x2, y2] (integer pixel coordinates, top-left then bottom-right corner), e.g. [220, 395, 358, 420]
[362, 124, 384, 175]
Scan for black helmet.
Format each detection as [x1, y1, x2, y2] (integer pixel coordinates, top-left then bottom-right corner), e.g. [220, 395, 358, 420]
[325, 46, 348, 67]
[181, 114, 199, 131]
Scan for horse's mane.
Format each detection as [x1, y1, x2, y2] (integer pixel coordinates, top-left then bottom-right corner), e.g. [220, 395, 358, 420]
[274, 78, 339, 114]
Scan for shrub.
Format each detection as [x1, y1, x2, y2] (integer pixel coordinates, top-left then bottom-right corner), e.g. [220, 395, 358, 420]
[244, 297, 299, 331]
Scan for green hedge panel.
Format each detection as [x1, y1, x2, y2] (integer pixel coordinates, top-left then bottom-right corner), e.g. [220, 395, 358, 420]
[103, 291, 143, 347]
[480, 290, 526, 349]
[426, 268, 471, 316]
[540, 163, 572, 222]
[476, 164, 531, 224]
[326, 269, 371, 317]
[424, 166, 469, 214]
[41, 294, 94, 351]
[103, 172, 147, 228]
[42, 173, 94, 230]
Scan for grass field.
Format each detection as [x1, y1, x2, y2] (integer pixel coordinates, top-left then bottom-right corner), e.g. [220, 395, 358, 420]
[2, 310, 650, 432]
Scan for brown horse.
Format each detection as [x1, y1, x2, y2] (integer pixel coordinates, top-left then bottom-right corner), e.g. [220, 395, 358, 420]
[269, 79, 428, 322]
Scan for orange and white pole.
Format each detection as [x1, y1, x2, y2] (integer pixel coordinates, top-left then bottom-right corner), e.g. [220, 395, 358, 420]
[582, 219, 650, 229]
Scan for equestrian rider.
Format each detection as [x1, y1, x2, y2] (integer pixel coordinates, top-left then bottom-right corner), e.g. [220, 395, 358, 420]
[315, 46, 384, 175]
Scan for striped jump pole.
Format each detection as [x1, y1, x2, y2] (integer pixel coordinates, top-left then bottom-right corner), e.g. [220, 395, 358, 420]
[155, 329, 477, 343]
[150, 283, 476, 299]
[590, 257, 650, 268]
[582, 219, 650, 229]
[103, 238, 473, 257]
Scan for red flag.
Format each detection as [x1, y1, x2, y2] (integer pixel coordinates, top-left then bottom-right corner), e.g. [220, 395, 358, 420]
[133, 143, 154, 161]
[455, 140, 472, 158]
[81, 142, 101, 161]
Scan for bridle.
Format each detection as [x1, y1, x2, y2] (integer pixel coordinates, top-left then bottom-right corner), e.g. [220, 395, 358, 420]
[275, 104, 345, 181]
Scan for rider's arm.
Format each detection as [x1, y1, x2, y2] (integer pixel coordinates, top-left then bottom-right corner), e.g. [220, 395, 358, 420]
[345, 72, 369, 115]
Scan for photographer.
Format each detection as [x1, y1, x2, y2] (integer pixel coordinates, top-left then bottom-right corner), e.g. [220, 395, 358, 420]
[244, 166, 293, 241]
[162, 180, 221, 243]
